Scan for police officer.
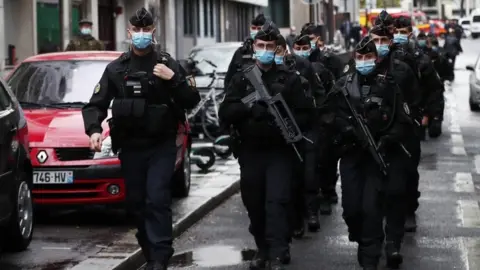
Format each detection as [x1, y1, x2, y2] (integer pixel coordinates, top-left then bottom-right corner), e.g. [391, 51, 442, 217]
[427, 35, 454, 83]
[219, 22, 313, 270]
[291, 33, 338, 216]
[443, 28, 463, 70]
[82, 8, 200, 270]
[66, 18, 104, 51]
[328, 36, 413, 270]
[224, 14, 266, 88]
[277, 34, 325, 236]
[301, 23, 345, 79]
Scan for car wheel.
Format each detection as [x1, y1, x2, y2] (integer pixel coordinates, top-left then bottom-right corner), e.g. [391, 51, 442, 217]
[172, 147, 191, 198]
[3, 172, 34, 252]
[470, 101, 480, 111]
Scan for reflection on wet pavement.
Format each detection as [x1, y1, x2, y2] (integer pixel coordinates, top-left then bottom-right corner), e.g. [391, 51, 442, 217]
[170, 246, 256, 267]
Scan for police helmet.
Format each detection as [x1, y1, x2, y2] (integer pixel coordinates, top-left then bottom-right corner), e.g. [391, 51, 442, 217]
[129, 7, 154, 27]
[251, 14, 266, 27]
[370, 25, 393, 39]
[355, 36, 377, 56]
[254, 21, 280, 41]
[375, 10, 393, 27]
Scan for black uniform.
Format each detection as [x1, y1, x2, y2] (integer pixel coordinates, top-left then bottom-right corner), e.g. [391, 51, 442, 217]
[443, 34, 463, 69]
[82, 9, 200, 270]
[224, 38, 255, 88]
[284, 53, 327, 235]
[219, 62, 313, 267]
[309, 48, 345, 79]
[328, 45, 413, 269]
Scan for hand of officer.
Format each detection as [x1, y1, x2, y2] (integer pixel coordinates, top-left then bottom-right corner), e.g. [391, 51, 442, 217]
[89, 133, 102, 152]
[421, 116, 429, 126]
[153, 64, 175, 80]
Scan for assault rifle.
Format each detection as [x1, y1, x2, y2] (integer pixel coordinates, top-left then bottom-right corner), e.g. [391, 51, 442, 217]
[241, 65, 312, 162]
[339, 77, 388, 176]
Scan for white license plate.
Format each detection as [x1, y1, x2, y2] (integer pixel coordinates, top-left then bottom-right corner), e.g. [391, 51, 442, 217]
[33, 171, 73, 184]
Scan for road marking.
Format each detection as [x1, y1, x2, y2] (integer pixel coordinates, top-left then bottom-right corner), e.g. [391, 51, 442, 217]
[474, 155, 480, 174]
[41, 246, 71, 250]
[451, 134, 465, 145]
[451, 146, 467, 156]
[454, 172, 475, 193]
[225, 160, 238, 165]
[457, 200, 480, 228]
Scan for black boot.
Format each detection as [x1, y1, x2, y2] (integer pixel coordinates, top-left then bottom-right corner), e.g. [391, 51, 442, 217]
[319, 198, 332, 215]
[292, 218, 305, 239]
[404, 214, 417, 232]
[268, 258, 286, 270]
[280, 249, 291, 264]
[307, 210, 320, 232]
[145, 261, 167, 270]
[249, 250, 267, 269]
[385, 241, 403, 269]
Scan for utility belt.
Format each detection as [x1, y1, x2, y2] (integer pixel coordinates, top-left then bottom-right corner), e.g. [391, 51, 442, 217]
[110, 98, 176, 147]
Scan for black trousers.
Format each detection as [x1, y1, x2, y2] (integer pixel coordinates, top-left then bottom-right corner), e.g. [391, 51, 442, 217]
[340, 147, 408, 267]
[405, 135, 421, 215]
[239, 146, 294, 259]
[119, 140, 177, 264]
[320, 141, 339, 198]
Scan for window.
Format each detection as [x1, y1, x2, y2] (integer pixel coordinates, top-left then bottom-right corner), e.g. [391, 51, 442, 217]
[461, 20, 470, 25]
[184, 0, 194, 35]
[473, 16, 480, 23]
[0, 83, 11, 110]
[209, 0, 215, 37]
[197, 0, 201, 36]
[7, 61, 109, 106]
[265, 0, 289, 28]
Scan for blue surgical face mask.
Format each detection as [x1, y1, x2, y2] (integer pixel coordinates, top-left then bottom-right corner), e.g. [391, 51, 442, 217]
[376, 44, 390, 57]
[310, 41, 316, 50]
[131, 31, 153, 49]
[293, 49, 311, 58]
[255, 50, 275, 64]
[418, 40, 427, 47]
[355, 59, 376, 75]
[80, 28, 92, 35]
[432, 46, 438, 51]
[250, 30, 258, 40]
[274, 55, 284, 65]
[393, 34, 408, 45]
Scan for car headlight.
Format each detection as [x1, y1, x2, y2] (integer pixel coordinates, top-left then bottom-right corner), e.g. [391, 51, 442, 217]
[93, 136, 117, 159]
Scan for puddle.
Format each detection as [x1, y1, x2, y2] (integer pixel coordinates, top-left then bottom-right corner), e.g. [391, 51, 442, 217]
[169, 245, 256, 267]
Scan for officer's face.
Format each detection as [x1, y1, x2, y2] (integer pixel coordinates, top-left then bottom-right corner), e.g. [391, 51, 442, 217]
[293, 43, 311, 52]
[128, 24, 155, 39]
[253, 39, 277, 52]
[80, 23, 92, 30]
[276, 46, 287, 56]
[395, 27, 412, 38]
[355, 52, 376, 62]
[370, 33, 392, 46]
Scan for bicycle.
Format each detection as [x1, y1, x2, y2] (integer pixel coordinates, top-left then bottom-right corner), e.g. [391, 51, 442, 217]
[187, 59, 225, 141]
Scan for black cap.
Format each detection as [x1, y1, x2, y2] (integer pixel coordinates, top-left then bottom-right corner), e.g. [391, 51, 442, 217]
[255, 21, 280, 41]
[375, 10, 393, 27]
[293, 34, 311, 46]
[301, 23, 321, 36]
[355, 36, 377, 55]
[277, 35, 287, 48]
[393, 16, 412, 28]
[79, 18, 93, 25]
[417, 31, 427, 38]
[129, 8, 154, 27]
[370, 25, 393, 39]
[251, 14, 266, 27]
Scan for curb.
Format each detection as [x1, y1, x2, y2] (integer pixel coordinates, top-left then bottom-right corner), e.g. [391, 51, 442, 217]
[110, 178, 240, 270]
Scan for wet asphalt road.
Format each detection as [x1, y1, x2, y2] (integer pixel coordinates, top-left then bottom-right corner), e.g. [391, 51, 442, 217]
[170, 39, 480, 270]
[0, 148, 235, 270]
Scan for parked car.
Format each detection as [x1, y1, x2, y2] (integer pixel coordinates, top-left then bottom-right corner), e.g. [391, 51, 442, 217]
[459, 17, 471, 37]
[0, 78, 34, 252]
[466, 55, 480, 111]
[5, 51, 192, 208]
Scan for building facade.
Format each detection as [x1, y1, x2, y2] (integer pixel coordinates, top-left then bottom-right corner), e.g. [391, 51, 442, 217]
[401, 0, 480, 18]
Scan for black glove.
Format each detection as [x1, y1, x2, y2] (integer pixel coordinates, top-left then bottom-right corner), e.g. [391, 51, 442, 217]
[251, 102, 269, 120]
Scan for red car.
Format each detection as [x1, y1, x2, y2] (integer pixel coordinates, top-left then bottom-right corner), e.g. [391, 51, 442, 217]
[5, 51, 192, 206]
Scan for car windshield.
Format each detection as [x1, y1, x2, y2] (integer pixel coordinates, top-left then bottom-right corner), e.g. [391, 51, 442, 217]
[189, 46, 239, 75]
[7, 60, 109, 107]
[473, 16, 480, 23]
[462, 20, 471, 25]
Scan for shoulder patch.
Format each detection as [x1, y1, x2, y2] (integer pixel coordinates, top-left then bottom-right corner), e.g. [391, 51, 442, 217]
[93, 83, 101, 94]
[186, 75, 196, 88]
[343, 64, 349, 73]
